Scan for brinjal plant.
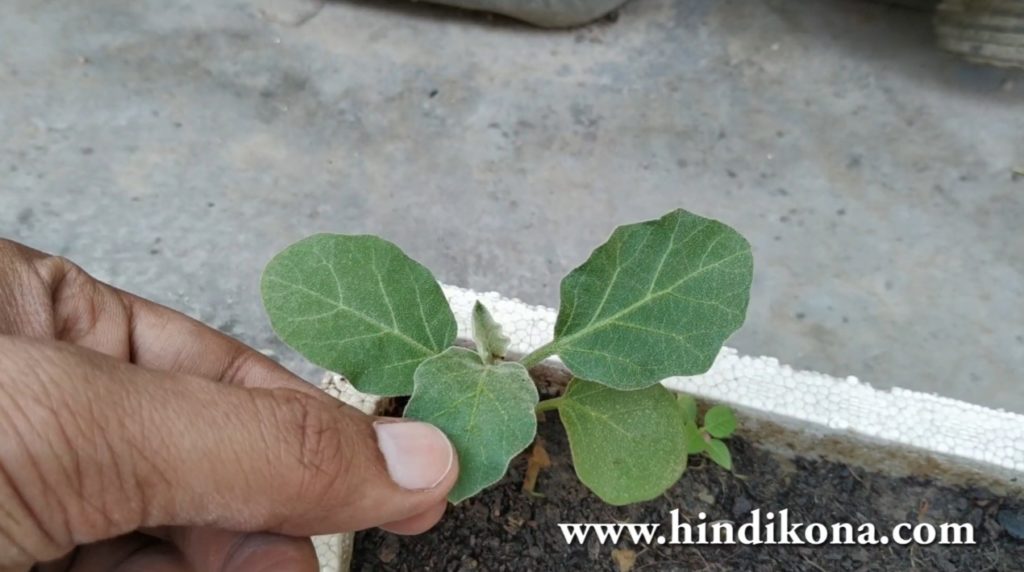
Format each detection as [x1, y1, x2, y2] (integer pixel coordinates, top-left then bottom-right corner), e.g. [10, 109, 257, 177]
[679, 395, 738, 470]
[260, 209, 753, 505]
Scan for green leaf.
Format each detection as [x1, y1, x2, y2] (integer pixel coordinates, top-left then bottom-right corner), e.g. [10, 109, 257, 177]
[538, 209, 753, 389]
[557, 378, 687, 505]
[702, 405, 737, 439]
[471, 300, 510, 364]
[404, 347, 538, 503]
[677, 394, 698, 425]
[683, 421, 706, 455]
[705, 439, 732, 470]
[261, 234, 456, 396]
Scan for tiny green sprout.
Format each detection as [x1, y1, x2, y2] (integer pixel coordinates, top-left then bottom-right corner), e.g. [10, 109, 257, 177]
[261, 209, 753, 505]
[681, 402, 738, 471]
[471, 300, 510, 364]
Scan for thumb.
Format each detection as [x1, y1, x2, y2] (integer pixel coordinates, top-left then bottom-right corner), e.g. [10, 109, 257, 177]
[0, 336, 457, 566]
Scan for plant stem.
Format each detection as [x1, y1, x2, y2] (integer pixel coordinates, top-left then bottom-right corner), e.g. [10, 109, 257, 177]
[519, 340, 559, 369]
[535, 397, 564, 413]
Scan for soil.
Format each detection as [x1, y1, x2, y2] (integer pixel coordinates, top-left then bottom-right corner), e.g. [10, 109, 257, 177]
[354, 408, 1023, 571]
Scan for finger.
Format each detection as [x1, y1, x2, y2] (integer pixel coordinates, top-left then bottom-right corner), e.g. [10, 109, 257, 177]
[167, 528, 316, 572]
[115, 290, 326, 396]
[33, 552, 74, 572]
[0, 337, 457, 567]
[0, 239, 132, 357]
[0, 240, 320, 396]
[378, 501, 449, 535]
[109, 541, 187, 572]
[58, 533, 185, 572]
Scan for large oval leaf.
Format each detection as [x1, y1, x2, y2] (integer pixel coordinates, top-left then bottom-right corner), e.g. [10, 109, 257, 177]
[261, 234, 456, 396]
[557, 378, 687, 505]
[405, 347, 539, 503]
[548, 209, 752, 389]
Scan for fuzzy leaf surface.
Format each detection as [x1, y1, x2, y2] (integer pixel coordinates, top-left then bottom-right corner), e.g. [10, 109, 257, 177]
[405, 347, 538, 503]
[558, 378, 687, 505]
[550, 209, 753, 389]
[471, 300, 510, 364]
[261, 234, 456, 396]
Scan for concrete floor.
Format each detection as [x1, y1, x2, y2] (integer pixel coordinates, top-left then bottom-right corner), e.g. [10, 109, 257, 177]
[2, 0, 1022, 411]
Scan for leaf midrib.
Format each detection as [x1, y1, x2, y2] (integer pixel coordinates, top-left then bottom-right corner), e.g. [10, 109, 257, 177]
[267, 275, 435, 356]
[561, 400, 638, 441]
[554, 247, 749, 352]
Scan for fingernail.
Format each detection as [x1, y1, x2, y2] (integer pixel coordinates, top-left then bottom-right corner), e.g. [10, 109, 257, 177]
[374, 421, 454, 490]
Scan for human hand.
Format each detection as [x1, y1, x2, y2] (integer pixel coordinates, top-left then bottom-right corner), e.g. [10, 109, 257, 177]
[0, 239, 458, 572]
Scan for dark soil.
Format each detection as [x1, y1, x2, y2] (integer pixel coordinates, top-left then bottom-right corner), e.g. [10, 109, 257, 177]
[354, 408, 1023, 572]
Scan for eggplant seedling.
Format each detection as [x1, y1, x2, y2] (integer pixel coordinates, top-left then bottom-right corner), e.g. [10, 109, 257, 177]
[679, 395, 738, 470]
[261, 209, 753, 504]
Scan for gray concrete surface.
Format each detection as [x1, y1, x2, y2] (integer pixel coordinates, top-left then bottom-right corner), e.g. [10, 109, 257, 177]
[2, 0, 1022, 411]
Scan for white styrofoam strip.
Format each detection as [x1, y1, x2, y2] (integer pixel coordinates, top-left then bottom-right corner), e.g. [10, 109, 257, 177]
[315, 282, 1024, 572]
[441, 284, 1024, 474]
